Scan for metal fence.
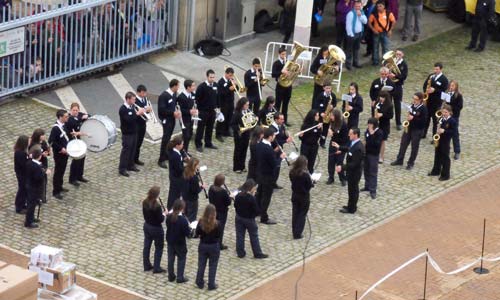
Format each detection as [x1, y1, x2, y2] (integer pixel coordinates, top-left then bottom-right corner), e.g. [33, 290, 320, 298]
[263, 41, 344, 92]
[0, 0, 177, 99]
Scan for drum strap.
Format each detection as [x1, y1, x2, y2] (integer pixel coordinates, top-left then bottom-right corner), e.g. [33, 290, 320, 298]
[53, 124, 69, 142]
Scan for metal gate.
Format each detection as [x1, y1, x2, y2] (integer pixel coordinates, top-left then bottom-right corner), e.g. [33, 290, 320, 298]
[0, 0, 178, 99]
[263, 41, 343, 93]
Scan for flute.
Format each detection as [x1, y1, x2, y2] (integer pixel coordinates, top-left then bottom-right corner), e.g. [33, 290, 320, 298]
[293, 123, 322, 137]
[283, 124, 299, 152]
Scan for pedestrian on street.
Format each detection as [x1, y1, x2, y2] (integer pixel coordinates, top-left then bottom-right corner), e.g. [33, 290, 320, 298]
[401, 0, 423, 41]
[466, 0, 495, 52]
[367, 0, 396, 65]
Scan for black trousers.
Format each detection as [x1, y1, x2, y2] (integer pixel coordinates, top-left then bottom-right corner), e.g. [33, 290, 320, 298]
[328, 147, 346, 181]
[53, 153, 68, 195]
[25, 196, 39, 226]
[119, 133, 137, 172]
[396, 129, 423, 166]
[431, 142, 451, 178]
[320, 124, 329, 146]
[195, 110, 216, 148]
[69, 157, 85, 182]
[15, 173, 27, 211]
[185, 199, 198, 222]
[167, 242, 187, 281]
[291, 193, 310, 238]
[217, 211, 228, 247]
[300, 143, 319, 174]
[424, 103, 441, 137]
[247, 159, 257, 181]
[248, 95, 261, 115]
[470, 16, 488, 49]
[159, 120, 175, 163]
[233, 133, 249, 171]
[363, 154, 379, 193]
[256, 176, 275, 222]
[196, 242, 220, 289]
[216, 100, 234, 137]
[235, 215, 263, 257]
[347, 115, 360, 130]
[393, 85, 403, 126]
[336, 23, 347, 48]
[143, 223, 164, 271]
[275, 84, 292, 123]
[312, 84, 323, 109]
[135, 122, 147, 162]
[182, 121, 193, 153]
[167, 177, 183, 210]
[345, 33, 362, 67]
[346, 172, 361, 213]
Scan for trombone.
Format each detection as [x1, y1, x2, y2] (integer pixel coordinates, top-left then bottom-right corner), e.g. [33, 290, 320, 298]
[225, 65, 247, 99]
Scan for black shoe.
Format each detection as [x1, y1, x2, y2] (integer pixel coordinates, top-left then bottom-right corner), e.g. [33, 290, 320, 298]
[16, 209, 27, 215]
[320, 144, 326, 149]
[430, 140, 434, 145]
[135, 160, 145, 166]
[237, 253, 246, 258]
[421, 135, 427, 139]
[438, 176, 450, 181]
[474, 47, 484, 52]
[220, 244, 228, 250]
[360, 188, 369, 192]
[454, 153, 460, 160]
[402, 36, 408, 41]
[242, 169, 247, 173]
[208, 284, 218, 291]
[25, 223, 39, 229]
[465, 44, 474, 50]
[234, 170, 242, 174]
[177, 277, 189, 284]
[341, 180, 347, 187]
[69, 180, 80, 187]
[153, 268, 166, 274]
[412, 35, 418, 41]
[353, 64, 363, 68]
[196, 147, 204, 153]
[339, 208, 355, 214]
[396, 125, 402, 131]
[363, 52, 371, 57]
[345, 65, 352, 70]
[128, 167, 140, 172]
[61, 188, 69, 192]
[261, 219, 277, 225]
[206, 145, 218, 150]
[119, 171, 130, 177]
[406, 165, 414, 170]
[428, 172, 439, 176]
[158, 161, 168, 169]
[370, 192, 377, 199]
[216, 136, 224, 143]
[274, 185, 283, 190]
[168, 275, 176, 282]
[326, 177, 334, 185]
[144, 265, 153, 272]
[33, 218, 40, 223]
[293, 235, 304, 240]
[391, 160, 403, 166]
[342, 205, 349, 210]
[196, 282, 204, 289]
[254, 253, 269, 259]
[372, 62, 379, 66]
[78, 177, 89, 183]
[53, 193, 63, 200]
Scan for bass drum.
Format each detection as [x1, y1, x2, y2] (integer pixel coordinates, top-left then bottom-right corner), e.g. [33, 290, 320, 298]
[80, 115, 117, 152]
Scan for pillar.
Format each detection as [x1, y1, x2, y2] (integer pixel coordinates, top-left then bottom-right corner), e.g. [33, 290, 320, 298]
[293, 0, 313, 46]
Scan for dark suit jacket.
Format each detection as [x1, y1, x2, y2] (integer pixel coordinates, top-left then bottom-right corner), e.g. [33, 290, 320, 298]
[48, 123, 69, 154]
[244, 69, 260, 100]
[369, 77, 395, 101]
[423, 73, 448, 108]
[339, 140, 365, 180]
[394, 59, 408, 86]
[25, 160, 45, 202]
[256, 141, 278, 183]
[177, 92, 194, 125]
[168, 149, 184, 179]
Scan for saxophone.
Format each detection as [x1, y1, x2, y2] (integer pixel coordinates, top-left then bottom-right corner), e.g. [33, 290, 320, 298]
[278, 41, 307, 87]
[423, 76, 432, 105]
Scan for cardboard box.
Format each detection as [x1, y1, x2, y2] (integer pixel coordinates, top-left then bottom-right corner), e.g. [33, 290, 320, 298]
[38, 286, 97, 300]
[17, 290, 37, 300]
[30, 245, 64, 269]
[0, 265, 38, 300]
[29, 262, 76, 294]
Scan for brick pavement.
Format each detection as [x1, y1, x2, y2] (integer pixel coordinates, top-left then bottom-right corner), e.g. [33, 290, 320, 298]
[237, 166, 500, 300]
[0, 33, 499, 300]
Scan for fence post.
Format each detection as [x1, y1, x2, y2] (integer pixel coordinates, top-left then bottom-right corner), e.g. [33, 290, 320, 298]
[473, 218, 489, 274]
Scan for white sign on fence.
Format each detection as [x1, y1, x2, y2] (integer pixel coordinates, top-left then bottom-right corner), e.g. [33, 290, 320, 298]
[0, 27, 25, 58]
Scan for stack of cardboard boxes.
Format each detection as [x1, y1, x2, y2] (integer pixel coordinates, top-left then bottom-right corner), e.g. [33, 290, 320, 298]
[0, 261, 38, 300]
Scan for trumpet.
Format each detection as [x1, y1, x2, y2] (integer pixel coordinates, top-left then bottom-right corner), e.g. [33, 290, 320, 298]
[402, 120, 410, 133]
[176, 104, 186, 130]
[192, 102, 201, 130]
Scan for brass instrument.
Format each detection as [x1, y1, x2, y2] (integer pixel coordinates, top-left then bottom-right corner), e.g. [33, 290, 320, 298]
[433, 117, 443, 148]
[264, 107, 277, 126]
[423, 77, 431, 105]
[323, 103, 334, 124]
[175, 104, 186, 130]
[257, 57, 269, 86]
[343, 111, 350, 120]
[133, 103, 148, 121]
[382, 51, 401, 83]
[224, 65, 247, 99]
[402, 120, 410, 133]
[278, 41, 307, 87]
[435, 110, 442, 118]
[314, 45, 346, 86]
[192, 102, 200, 130]
[240, 109, 259, 133]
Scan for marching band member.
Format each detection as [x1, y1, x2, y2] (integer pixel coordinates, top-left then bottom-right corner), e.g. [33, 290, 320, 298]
[271, 113, 292, 188]
[167, 136, 185, 210]
[326, 109, 349, 185]
[428, 104, 457, 181]
[25, 146, 49, 229]
[48, 109, 70, 199]
[310, 45, 330, 106]
[29, 129, 50, 203]
[314, 83, 337, 147]
[244, 58, 265, 114]
[234, 179, 268, 259]
[247, 126, 264, 181]
[66, 102, 90, 186]
[289, 155, 315, 239]
[231, 98, 252, 173]
[134, 85, 152, 165]
[195, 70, 219, 152]
[391, 92, 428, 170]
[118, 92, 144, 177]
[299, 110, 322, 174]
[369, 66, 394, 117]
[142, 186, 166, 273]
[258, 96, 276, 126]
[388, 49, 408, 130]
[423, 62, 448, 139]
[332, 128, 365, 214]
[373, 91, 393, 163]
[272, 47, 293, 126]
[158, 79, 181, 168]
[362, 118, 383, 199]
[166, 198, 191, 283]
[208, 174, 232, 250]
[216, 67, 236, 141]
[342, 82, 364, 129]
[447, 80, 463, 160]
[182, 157, 206, 222]
[178, 80, 197, 154]
[14, 135, 30, 213]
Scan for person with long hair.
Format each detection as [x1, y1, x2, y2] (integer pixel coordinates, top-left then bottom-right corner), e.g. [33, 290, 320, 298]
[447, 80, 463, 160]
[289, 155, 314, 239]
[343, 82, 364, 129]
[167, 136, 186, 210]
[362, 118, 383, 199]
[234, 179, 268, 259]
[29, 128, 51, 203]
[258, 96, 276, 126]
[142, 186, 166, 273]
[299, 109, 322, 173]
[373, 90, 393, 163]
[247, 126, 264, 180]
[326, 109, 349, 185]
[166, 199, 191, 283]
[208, 174, 231, 250]
[182, 157, 206, 222]
[195, 204, 222, 290]
[231, 97, 252, 173]
[428, 104, 457, 181]
[14, 135, 30, 214]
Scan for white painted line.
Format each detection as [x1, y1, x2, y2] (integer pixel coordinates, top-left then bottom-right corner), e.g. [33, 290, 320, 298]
[54, 85, 88, 113]
[32, 97, 65, 110]
[160, 70, 186, 85]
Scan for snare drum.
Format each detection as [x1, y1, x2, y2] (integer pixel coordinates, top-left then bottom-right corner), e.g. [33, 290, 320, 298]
[67, 139, 87, 160]
[80, 115, 117, 152]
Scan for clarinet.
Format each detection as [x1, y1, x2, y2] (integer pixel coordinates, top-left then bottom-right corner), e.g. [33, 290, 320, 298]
[196, 171, 209, 199]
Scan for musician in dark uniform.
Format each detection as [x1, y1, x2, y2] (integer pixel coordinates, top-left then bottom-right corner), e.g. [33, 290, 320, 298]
[231, 98, 252, 173]
[326, 109, 349, 185]
[14, 135, 29, 213]
[314, 84, 336, 147]
[178, 80, 198, 154]
[373, 91, 393, 163]
[158, 79, 181, 168]
[256, 128, 285, 225]
[332, 128, 365, 214]
[208, 174, 232, 250]
[387, 49, 408, 130]
[423, 62, 448, 139]
[369, 67, 394, 117]
[299, 110, 322, 174]
[216, 67, 236, 141]
[29, 129, 50, 204]
[134, 84, 152, 165]
[66, 102, 90, 186]
[310, 45, 330, 106]
[244, 58, 266, 114]
[447, 80, 463, 160]
[119, 92, 144, 177]
[167, 136, 186, 210]
[258, 96, 276, 126]
[270, 112, 291, 189]
[25, 146, 48, 228]
[195, 69, 219, 152]
[272, 47, 293, 126]
[342, 82, 364, 129]
[142, 186, 166, 273]
[248, 127, 264, 180]
[289, 155, 315, 239]
[182, 157, 204, 222]
[48, 109, 70, 200]
[362, 118, 383, 199]
[428, 104, 457, 181]
[391, 92, 428, 170]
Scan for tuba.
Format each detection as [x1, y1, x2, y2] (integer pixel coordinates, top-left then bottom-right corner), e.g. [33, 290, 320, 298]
[382, 51, 401, 83]
[240, 109, 259, 133]
[278, 41, 307, 88]
[314, 45, 346, 86]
